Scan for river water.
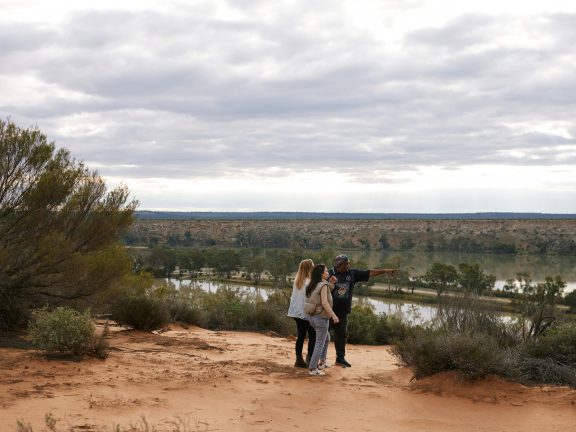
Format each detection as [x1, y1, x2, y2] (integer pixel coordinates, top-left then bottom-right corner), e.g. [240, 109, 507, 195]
[165, 278, 440, 325]
[160, 250, 574, 324]
[339, 250, 576, 292]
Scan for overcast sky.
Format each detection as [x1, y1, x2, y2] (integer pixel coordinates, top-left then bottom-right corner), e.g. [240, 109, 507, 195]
[2, 0, 576, 213]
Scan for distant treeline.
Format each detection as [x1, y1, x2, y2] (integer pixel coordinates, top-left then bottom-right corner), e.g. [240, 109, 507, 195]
[126, 218, 576, 255]
[136, 211, 576, 221]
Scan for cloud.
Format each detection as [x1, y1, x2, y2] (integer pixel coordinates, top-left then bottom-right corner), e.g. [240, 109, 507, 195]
[1, 1, 575, 211]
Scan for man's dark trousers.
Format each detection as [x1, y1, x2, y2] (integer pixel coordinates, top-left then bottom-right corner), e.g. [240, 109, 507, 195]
[331, 312, 348, 360]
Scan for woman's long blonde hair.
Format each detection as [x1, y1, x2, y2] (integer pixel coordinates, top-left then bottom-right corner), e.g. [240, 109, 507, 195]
[294, 259, 314, 289]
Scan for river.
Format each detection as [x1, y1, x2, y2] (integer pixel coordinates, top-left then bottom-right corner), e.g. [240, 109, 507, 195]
[165, 278, 441, 325]
[338, 250, 576, 292]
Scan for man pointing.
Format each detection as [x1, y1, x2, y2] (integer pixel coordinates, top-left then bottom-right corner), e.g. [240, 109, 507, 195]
[329, 254, 396, 367]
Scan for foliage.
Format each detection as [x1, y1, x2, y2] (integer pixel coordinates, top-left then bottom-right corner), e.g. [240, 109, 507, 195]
[457, 263, 495, 295]
[112, 290, 171, 331]
[28, 307, 96, 356]
[347, 305, 407, 345]
[433, 295, 520, 347]
[509, 354, 576, 386]
[393, 327, 510, 380]
[564, 290, 576, 313]
[504, 273, 566, 337]
[196, 287, 293, 334]
[0, 119, 137, 329]
[422, 263, 458, 297]
[166, 296, 203, 326]
[392, 294, 576, 386]
[521, 323, 576, 367]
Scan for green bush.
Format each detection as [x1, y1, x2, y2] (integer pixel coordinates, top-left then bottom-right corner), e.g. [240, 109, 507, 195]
[348, 305, 407, 345]
[0, 294, 27, 330]
[201, 288, 253, 330]
[251, 301, 293, 335]
[392, 329, 508, 380]
[521, 323, 576, 366]
[439, 332, 508, 379]
[29, 307, 95, 356]
[112, 292, 171, 331]
[433, 296, 520, 347]
[166, 297, 204, 326]
[348, 305, 381, 344]
[509, 352, 576, 386]
[392, 328, 452, 379]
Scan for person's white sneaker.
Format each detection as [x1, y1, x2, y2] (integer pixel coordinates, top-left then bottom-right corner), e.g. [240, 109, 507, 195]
[308, 368, 326, 376]
[318, 361, 331, 370]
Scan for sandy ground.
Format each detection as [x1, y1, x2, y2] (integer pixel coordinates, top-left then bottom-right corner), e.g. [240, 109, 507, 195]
[1, 324, 575, 432]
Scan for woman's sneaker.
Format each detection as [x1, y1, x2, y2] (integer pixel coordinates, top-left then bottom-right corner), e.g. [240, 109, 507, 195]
[308, 368, 326, 376]
[318, 362, 331, 370]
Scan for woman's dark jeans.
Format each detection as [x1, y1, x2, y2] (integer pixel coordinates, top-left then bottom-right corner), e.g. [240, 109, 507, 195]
[294, 317, 316, 358]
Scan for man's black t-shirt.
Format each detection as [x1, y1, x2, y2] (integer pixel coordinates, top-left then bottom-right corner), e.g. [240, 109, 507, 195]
[328, 267, 370, 315]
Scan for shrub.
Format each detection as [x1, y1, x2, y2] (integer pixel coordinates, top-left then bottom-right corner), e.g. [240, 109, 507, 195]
[521, 323, 576, 366]
[439, 332, 507, 380]
[29, 307, 95, 356]
[112, 292, 171, 331]
[511, 353, 576, 386]
[392, 328, 451, 379]
[348, 305, 407, 345]
[433, 296, 520, 347]
[0, 294, 27, 330]
[201, 288, 253, 330]
[166, 297, 204, 326]
[376, 314, 407, 344]
[392, 329, 508, 380]
[251, 300, 293, 335]
[348, 305, 381, 344]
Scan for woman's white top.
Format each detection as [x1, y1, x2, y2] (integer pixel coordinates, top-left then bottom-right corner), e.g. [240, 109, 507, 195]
[287, 277, 310, 319]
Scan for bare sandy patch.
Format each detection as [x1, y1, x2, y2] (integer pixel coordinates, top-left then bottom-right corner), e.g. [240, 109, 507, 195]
[1, 324, 575, 431]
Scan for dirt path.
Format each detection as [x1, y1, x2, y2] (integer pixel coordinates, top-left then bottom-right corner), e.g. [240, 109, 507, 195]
[1, 325, 575, 431]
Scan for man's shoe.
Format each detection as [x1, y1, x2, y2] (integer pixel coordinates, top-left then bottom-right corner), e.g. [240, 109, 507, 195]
[335, 358, 351, 368]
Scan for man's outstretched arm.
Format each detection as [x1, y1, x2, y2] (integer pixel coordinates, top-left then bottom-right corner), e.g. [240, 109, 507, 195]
[369, 268, 397, 277]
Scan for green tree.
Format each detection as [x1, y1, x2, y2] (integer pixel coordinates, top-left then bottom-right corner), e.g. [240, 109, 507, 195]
[0, 119, 137, 328]
[266, 250, 296, 287]
[504, 273, 566, 338]
[213, 249, 242, 278]
[243, 255, 266, 284]
[149, 246, 177, 276]
[423, 263, 458, 297]
[379, 234, 390, 251]
[457, 263, 496, 295]
[564, 290, 576, 313]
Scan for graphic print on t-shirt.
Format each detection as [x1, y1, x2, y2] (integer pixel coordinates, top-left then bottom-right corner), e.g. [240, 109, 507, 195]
[334, 282, 349, 299]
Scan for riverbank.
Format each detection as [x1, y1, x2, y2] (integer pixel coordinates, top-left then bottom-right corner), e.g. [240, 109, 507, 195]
[1, 324, 575, 431]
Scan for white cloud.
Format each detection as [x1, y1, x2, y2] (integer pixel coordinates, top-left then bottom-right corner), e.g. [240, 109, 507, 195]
[1, 0, 576, 212]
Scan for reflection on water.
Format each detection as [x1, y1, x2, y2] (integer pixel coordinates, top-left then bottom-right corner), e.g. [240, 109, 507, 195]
[355, 296, 436, 324]
[165, 278, 437, 325]
[342, 250, 576, 293]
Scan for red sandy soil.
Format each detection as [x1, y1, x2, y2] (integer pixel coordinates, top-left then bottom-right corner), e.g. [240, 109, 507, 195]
[1, 324, 575, 431]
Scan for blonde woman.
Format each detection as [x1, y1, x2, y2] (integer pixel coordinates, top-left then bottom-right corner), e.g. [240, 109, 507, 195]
[287, 259, 316, 368]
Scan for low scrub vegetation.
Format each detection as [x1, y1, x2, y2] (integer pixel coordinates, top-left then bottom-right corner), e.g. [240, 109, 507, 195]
[28, 307, 108, 358]
[392, 295, 576, 387]
[112, 282, 294, 335]
[347, 305, 407, 345]
[112, 290, 172, 331]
